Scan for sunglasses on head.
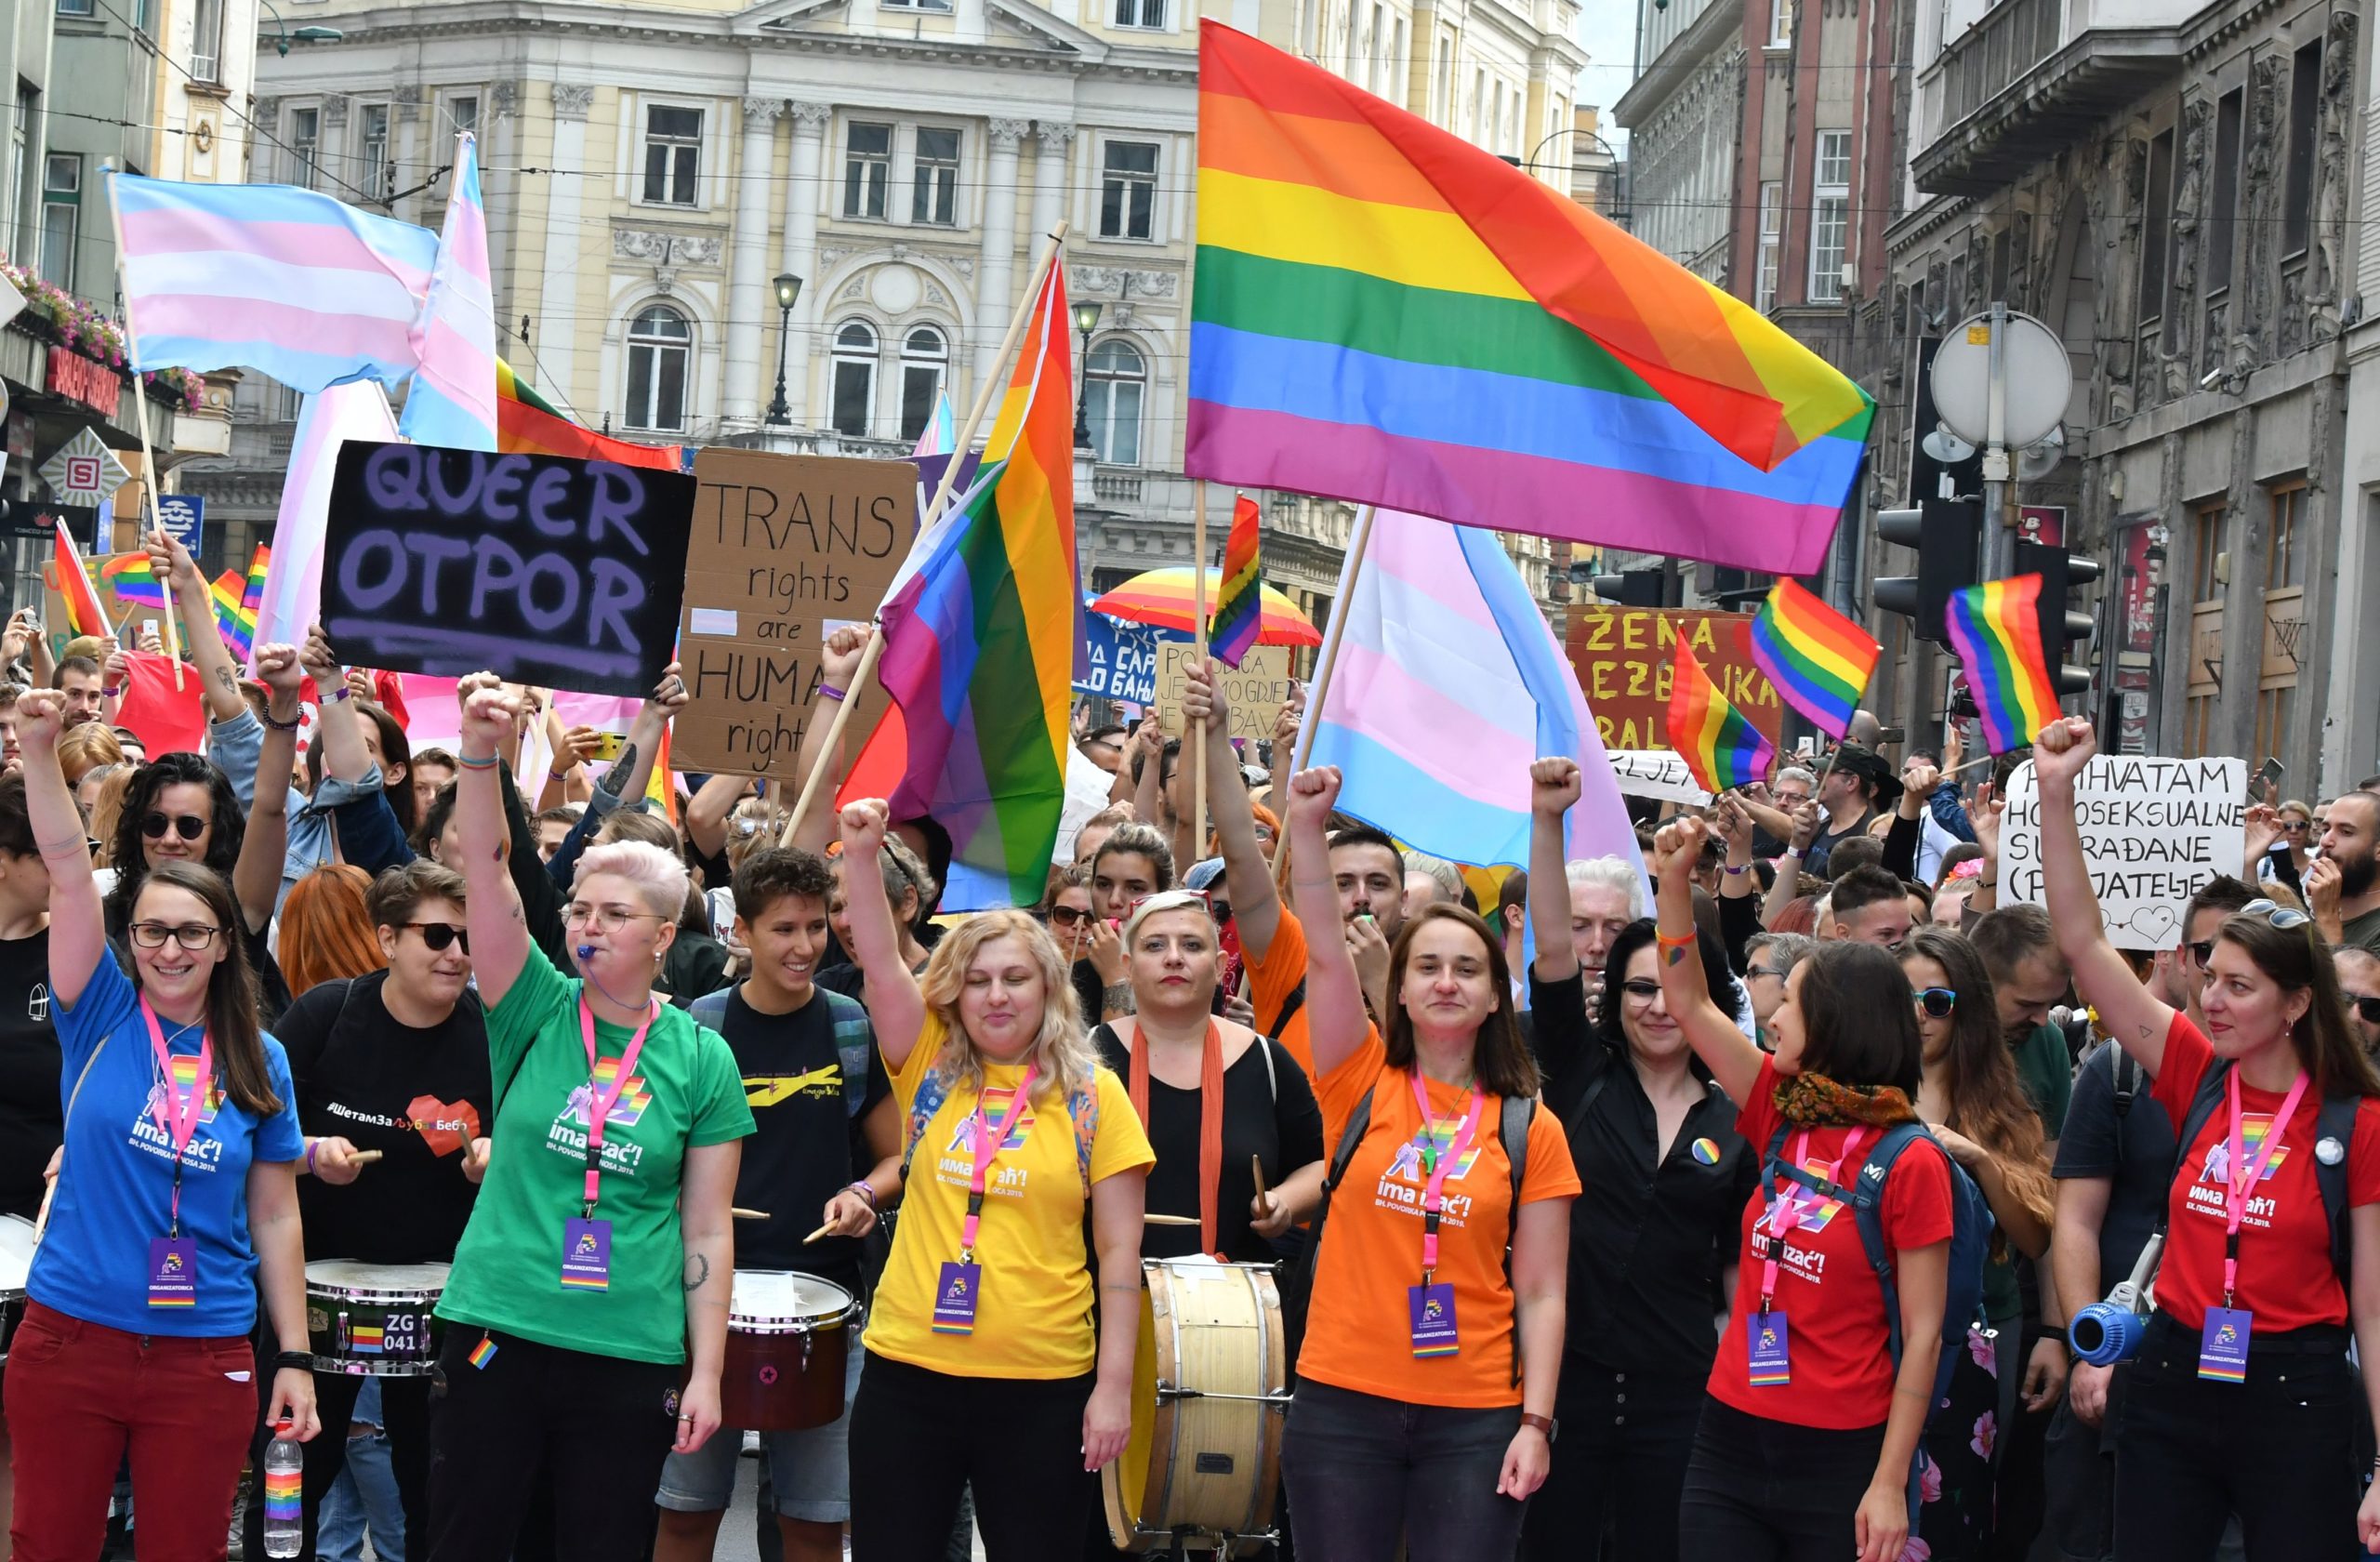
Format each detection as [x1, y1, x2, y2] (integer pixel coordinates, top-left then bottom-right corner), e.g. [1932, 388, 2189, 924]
[1913, 986, 1957, 1018]
[406, 922, 470, 954]
[2241, 897, 2313, 932]
[141, 813, 205, 841]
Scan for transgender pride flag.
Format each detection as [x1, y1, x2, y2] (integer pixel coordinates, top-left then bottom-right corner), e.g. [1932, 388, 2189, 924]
[398, 133, 498, 451]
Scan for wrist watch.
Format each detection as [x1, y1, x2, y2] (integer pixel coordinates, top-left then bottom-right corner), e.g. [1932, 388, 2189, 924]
[1519, 1411, 1557, 1441]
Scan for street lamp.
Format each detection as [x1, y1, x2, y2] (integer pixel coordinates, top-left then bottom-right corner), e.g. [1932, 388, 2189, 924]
[259, 1, 342, 54]
[1072, 298, 1103, 451]
[765, 271, 801, 427]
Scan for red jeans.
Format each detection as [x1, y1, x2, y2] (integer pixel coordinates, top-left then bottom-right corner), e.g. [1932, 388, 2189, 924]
[4, 1300, 259, 1562]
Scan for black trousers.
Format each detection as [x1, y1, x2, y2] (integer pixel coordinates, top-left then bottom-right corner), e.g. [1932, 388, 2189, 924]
[420, 1326, 681, 1562]
[2110, 1314, 2359, 1561]
[244, 1349, 431, 1562]
[1519, 1359, 1703, 1562]
[1279, 1378, 1526, 1562]
[848, 1350, 1094, 1562]
[1678, 1397, 1886, 1562]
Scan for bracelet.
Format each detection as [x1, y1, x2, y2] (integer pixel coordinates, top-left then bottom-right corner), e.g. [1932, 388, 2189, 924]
[456, 751, 501, 771]
[847, 1180, 879, 1211]
[101, 684, 122, 699]
[1519, 1411, 1557, 1440]
[262, 708, 303, 733]
[1977, 877, 1998, 890]
[320, 686, 351, 704]
[818, 684, 847, 703]
[274, 1350, 316, 1372]
[1722, 863, 1752, 876]
[305, 1140, 318, 1173]
[1656, 929, 1699, 949]
[1779, 847, 1803, 859]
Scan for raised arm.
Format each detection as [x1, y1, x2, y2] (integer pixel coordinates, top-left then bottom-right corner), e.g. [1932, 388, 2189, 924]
[455, 680, 533, 1008]
[1526, 758, 1581, 984]
[684, 771, 755, 866]
[231, 643, 304, 933]
[1650, 818, 1764, 1106]
[2034, 718, 2175, 1075]
[1183, 660, 1282, 960]
[1283, 766, 1368, 1078]
[837, 798, 927, 1073]
[1759, 800, 1819, 930]
[614, 662, 690, 812]
[784, 627, 868, 854]
[300, 628, 375, 785]
[147, 527, 246, 722]
[16, 691, 105, 1007]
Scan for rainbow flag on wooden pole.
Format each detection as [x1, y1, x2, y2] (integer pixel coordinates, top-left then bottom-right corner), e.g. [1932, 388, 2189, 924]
[496, 359, 682, 471]
[1944, 575, 2061, 755]
[1668, 637, 1776, 793]
[1209, 494, 1264, 668]
[51, 523, 114, 640]
[1747, 578, 1881, 739]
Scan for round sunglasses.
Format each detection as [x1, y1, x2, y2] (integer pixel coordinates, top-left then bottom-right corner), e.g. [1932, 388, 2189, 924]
[1912, 986, 1957, 1019]
[141, 812, 206, 841]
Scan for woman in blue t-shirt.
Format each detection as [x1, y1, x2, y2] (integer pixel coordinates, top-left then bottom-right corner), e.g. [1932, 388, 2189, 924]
[4, 677, 316, 1562]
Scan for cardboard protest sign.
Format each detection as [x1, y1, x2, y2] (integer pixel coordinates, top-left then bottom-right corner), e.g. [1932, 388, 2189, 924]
[44, 551, 171, 649]
[1077, 603, 1179, 706]
[2000, 755, 2247, 950]
[1156, 643, 1291, 739]
[1566, 607, 1782, 752]
[1606, 750, 1713, 806]
[673, 449, 914, 780]
[318, 443, 695, 697]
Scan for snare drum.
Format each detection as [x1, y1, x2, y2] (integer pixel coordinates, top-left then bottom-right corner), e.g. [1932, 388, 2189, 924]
[305, 1261, 449, 1376]
[720, 1271, 860, 1432]
[0, 1213, 35, 1361]
[1104, 1256, 1288, 1556]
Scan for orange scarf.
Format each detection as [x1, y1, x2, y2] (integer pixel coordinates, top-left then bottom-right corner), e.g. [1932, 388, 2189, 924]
[1125, 1018, 1227, 1259]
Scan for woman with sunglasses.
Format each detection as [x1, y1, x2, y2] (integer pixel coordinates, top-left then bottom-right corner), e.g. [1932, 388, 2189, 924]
[1517, 761, 1753, 1562]
[2034, 715, 2380, 1558]
[6, 685, 316, 1560]
[1897, 929, 2054, 1560]
[241, 858, 493, 1559]
[1042, 863, 1110, 1027]
[2250, 799, 2316, 895]
[422, 682, 753, 1561]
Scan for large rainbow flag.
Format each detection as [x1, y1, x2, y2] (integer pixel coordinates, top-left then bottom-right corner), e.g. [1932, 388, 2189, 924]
[1945, 575, 2060, 755]
[496, 360, 681, 472]
[1187, 22, 1871, 576]
[851, 266, 1079, 909]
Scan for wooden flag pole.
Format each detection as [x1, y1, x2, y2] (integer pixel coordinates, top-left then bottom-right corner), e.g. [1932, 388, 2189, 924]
[1271, 503, 1376, 890]
[1191, 481, 1210, 861]
[100, 163, 183, 689]
[778, 223, 1072, 852]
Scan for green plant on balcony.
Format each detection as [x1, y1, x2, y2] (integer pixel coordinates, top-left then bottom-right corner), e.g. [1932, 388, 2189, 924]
[1, 258, 206, 413]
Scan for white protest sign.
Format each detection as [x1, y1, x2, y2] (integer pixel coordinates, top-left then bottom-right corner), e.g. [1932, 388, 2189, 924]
[1606, 750, 1712, 806]
[2000, 755, 2246, 950]
[1055, 746, 1117, 865]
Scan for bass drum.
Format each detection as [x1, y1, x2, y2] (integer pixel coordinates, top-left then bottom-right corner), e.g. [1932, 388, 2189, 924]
[1103, 1256, 1288, 1556]
[0, 1213, 34, 1361]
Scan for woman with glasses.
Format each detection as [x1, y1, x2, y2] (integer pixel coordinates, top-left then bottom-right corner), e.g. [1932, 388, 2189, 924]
[422, 682, 754, 1562]
[1519, 761, 1754, 1562]
[1042, 863, 1110, 1028]
[1897, 929, 2054, 1560]
[2252, 799, 2316, 894]
[241, 858, 493, 1559]
[6, 685, 315, 1560]
[2034, 716, 2380, 1558]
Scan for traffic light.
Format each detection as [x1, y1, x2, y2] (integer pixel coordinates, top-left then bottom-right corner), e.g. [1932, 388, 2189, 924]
[1590, 566, 1663, 607]
[1873, 498, 1982, 645]
[2013, 539, 2100, 697]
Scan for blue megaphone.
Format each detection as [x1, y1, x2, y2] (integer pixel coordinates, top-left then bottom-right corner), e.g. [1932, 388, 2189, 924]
[2069, 1231, 2164, 1366]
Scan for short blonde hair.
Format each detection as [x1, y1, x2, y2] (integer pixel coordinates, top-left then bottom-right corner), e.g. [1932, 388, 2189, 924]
[571, 840, 689, 918]
[57, 723, 126, 788]
[916, 909, 1097, 1106]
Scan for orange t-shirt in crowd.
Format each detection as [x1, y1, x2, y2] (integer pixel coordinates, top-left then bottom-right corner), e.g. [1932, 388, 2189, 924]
[1297, 1026, 1580, 1409]
[2149, 1011, 2380, 1333]
[1248, 905, 1316, 1078]
[1708, 1055, 1954, 1431]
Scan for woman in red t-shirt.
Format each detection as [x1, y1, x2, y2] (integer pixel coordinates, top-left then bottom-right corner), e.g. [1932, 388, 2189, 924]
[1650, 819, 1952, 1562]
[2034, 716, 2380, 1557]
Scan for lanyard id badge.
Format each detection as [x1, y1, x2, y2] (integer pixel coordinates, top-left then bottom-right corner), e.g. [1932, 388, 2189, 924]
[1746, 1127, 1869, 1387]
[559, 995, 655, 1291]
[934, 1064, 1038, 1336]
[2198, 1068, 2308, 1382]
[139, 999, 213, 1308]
[1407, 1072, 1486, 1359]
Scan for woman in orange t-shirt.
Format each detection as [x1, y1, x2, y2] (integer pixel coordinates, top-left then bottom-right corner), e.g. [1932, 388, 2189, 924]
[1276, 767, 1578, 1562]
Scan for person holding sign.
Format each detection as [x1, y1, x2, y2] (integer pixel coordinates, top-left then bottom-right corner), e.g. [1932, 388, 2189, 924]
[421, 682, 753, 1562]
[832, 796, 1154, 1562]
[1276, 764, 1577, 1562]
[2030, 715, 2380, 1556]
[5, 683, 316, 1562]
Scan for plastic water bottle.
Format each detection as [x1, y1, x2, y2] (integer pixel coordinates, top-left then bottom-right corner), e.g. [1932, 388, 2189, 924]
[262, 1420, 303, 1558]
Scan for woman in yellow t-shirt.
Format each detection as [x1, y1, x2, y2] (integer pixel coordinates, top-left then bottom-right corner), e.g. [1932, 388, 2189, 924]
[835, 800, 1155, 1562]
[1278, 767, 1580, 1562]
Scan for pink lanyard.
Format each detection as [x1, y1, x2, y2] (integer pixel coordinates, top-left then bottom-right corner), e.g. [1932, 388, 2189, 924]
[959, 1065, 1038, 1262]
[2218, 1067, 2309, 1307]
[575, 996, 655, 1217]
[1409, 1071, 1487, 1282]
[1759, 1128, 1868, 1312]
[139, 999, 214, 1237]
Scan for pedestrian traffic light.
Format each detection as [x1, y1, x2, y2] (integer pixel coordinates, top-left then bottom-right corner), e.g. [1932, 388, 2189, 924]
[1873, 498, 1982, 645]
[2013, 539, 2100, 697]
[1590, 567, 1663, 607]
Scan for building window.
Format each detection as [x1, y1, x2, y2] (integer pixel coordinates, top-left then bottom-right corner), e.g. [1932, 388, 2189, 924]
[2190, 500, 2226, 602]
[2140, 128, 2173, 324]
[189, 0, 222, 81]
[2283, 40, 2320, 256]
[882, 0, 954, 12]
[56, 0, 94, 19]
[289, 107, 320, 189]
[1387, 17, 1407, 106]
[641, 106, 703, 206]
[359, 104, 390, 200]
[1113, 0, 1165, 26]
[446, 95, 479, 137]
[623, 306, 691, 431]
[1808, 130, 1851, 301]
[1768, 0, 1792, 46]
[1085, 338, 1144, 465]
[911, 127, 959, 226]
[2266, 482, 2303, 590]
[843, 122, 892, 219]
[830, 321, 878, 437]
[2254, 685, 2294, 761]
[2208, 90, 2242, 296]
[1756, 180, 1782, 313]
[1099, 141, 1158, 241]
[899, 326, 947, 443]
[39, 153, 77, 290]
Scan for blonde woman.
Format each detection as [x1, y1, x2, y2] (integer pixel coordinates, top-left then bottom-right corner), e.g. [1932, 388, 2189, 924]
[835, 798, 1154, 1562]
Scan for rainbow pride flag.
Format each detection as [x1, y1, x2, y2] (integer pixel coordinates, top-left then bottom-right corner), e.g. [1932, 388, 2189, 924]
[100, 552, 167, 608]
[1668, 636, 1775, 793]
[1187, 22, 1872, 576]
[854, 264, 1079, 909]
[52, 523, 114, 639]
[209, 544, 269, 661]
[1944, 575, 2059, 756]
[496, 359, 681, 472]
[1748, 579, 1881, 740]
[1209, 494, 1263, 668]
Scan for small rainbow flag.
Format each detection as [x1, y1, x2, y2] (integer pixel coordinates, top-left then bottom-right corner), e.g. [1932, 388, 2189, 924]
[1209, 494, 1263, 668]
[208, 546, 267, 659]
[468, 1335, 499, 1369]
[496, 360, 681, 471]
[100, 552, 167, 608]
[1943, 575, 2060, 756]
[1668, 636, 1775, 794]
[51, 523, 114, 639]
[1747, 579, 1880, 740]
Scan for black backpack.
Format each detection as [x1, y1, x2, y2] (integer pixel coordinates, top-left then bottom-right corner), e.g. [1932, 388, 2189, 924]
[2162, 1058, 2360, 1287]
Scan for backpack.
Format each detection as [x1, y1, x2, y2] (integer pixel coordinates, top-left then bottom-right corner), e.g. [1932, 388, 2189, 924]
[2162, 1058, 2360, 1288]
[689, 986, 877, 1124]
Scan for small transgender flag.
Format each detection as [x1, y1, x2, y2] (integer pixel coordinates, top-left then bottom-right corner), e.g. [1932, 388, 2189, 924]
[1209, 494, 1263, 668]
[910, 389, 958, 459]
[397, 132, 497, 451]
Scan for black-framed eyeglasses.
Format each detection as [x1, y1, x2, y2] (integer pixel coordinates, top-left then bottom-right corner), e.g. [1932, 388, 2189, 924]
[129, 921, 221, 951]
[2240, 897, 2312, 932]
[141, 812, 205, 841]
[2348, 994, 2380, 1026]
[1913, 986, 1957, 1018]
[1746, 963, 1785, 983]
[406, 922, 470, 954]
[1619, 979, 1664, 1000]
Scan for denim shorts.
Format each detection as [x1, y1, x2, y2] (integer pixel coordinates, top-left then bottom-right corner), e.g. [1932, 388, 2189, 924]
[655, 1342, 865, 1523]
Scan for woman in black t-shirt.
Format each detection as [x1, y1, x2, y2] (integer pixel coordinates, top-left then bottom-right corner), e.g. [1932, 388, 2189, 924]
[243, 858, 494, 1562]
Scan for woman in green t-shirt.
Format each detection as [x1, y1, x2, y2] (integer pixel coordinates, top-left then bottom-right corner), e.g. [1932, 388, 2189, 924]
[420, 680, 754, 1562]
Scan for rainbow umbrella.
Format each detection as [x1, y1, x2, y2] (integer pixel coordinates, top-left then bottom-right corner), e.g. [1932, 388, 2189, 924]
[1089, 566, 1322, 648]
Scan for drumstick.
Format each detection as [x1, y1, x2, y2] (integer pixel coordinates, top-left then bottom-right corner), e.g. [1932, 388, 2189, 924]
[800, 1222, 836, 1244]
[31, 1175, 55, 1248]
[733, 1207, 770, 1221]
[1250, 1155, 1268, 1203]
[1144, 1213, 1201, 1227]
[350, 1150, 384, 1166]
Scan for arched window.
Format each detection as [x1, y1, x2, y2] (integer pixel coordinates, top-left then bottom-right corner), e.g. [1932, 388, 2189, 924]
[1085, 338, 1144, 466]
[899, 325, 948, 443]
[623, 305, 691, 431]
[830, 319, 879, 437]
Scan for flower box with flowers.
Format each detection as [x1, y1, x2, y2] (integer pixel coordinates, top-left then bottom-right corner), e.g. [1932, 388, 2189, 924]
[0, 258, 205, 414]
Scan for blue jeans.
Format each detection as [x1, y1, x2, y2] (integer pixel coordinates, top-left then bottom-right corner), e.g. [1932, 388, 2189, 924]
[1280, 1378, 1525, 1562]
[316, 1379, 406, 1562]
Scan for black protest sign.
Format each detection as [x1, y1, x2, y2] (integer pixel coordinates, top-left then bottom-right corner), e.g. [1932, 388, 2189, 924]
[321, 443, 696, 696]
